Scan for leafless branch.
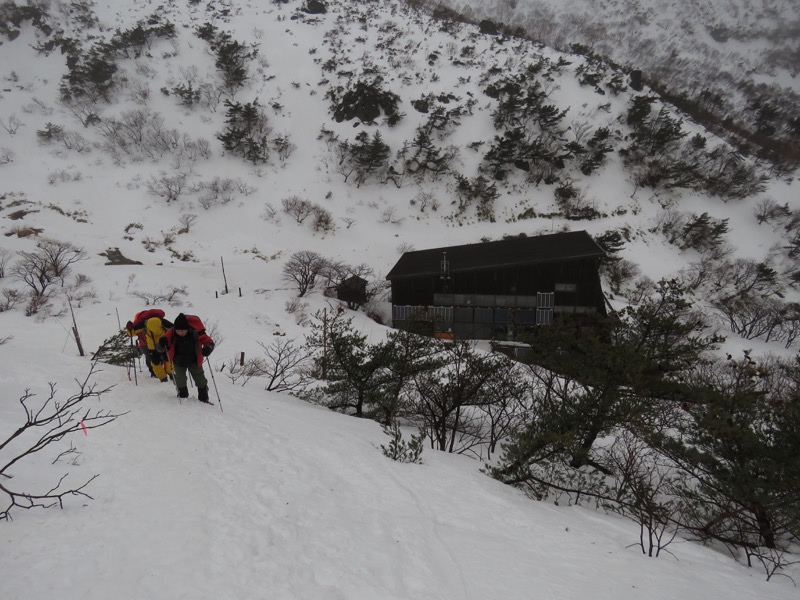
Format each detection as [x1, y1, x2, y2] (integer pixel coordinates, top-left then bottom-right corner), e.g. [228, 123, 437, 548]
[0, 362, 126, 521]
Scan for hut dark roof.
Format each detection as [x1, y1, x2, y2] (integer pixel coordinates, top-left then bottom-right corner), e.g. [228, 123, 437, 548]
[386, 230, 604, 280]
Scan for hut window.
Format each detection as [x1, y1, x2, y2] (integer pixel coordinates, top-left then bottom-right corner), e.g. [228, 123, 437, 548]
[537, 292, 554, 308]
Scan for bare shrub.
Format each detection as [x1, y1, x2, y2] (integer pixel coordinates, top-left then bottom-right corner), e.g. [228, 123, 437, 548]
[135, 62, 157, 78]
[602, 258, 641, 296]
[124, 78, 151, 105]
[754, 198, 790, 225]
[177, 138, 212, 164]
[24, 290, 52, 316]
[261, 203, 280, 222]
[282, 195, 315, 223]
[202, 319, 223, 349]
[272, 133, 296, 165]
[199, 82, 224, 112]
[99, 108, 208, 163]
[130, 286, 188, 306]
[0, 288, 22, 312]
[38, 123, 89, 153]
[23, 97, 52, 116]
[330, 249, 358, 278]
[146, 172, 189, 203]
[224, 354, 269, 386]
[235, 179, 256, 196]
[412, 190, 439, 212]
[0, 364, 125, 521]
[61, 130, 90, 152]
[60, 96, 100, 128]
[196, 177, 237, 209]
[312, 205, 335, 233]
[0, 147, 15, 164]
[258, 338, 313, 391]
[713, 294, 787, 341]
[48, 169, 84, 185]
[603, 431, 681, 558]
[0, 114, 22, 135]
[554, 181, 601, 220]
[64, 272, 97, 308]
[12, 239, 87, 296]
[380, 206, 404, 225]
[178, 213, 198, 233]
[285, 298, 310, 325]
[225, 339, 311, 391]
[397, 241, 415, 254]
[141, 236, 160, 253]
[620, 275, 656, 305]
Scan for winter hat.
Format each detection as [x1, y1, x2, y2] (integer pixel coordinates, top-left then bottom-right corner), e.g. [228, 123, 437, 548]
[173, 313, 189, 330]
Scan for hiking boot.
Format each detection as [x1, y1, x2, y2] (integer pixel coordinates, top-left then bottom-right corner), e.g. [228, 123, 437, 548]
[177, 386, 189, 399]
[198, 387, 210, 403]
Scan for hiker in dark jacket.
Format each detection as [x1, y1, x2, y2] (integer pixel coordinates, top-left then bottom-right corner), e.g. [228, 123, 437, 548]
[157, 313, 215, 403]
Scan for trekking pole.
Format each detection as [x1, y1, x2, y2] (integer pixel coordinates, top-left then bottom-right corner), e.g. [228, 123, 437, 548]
[158, 344, 181, 404]
[126, 336, 132, 382]
[118, 308, 133, 382]
[206, 357, 223, 413]
[171, 364, 182, 405]
[129, 335, 138, 385]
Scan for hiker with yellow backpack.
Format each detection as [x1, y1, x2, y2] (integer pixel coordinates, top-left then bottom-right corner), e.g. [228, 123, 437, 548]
[126, 309, 175, 383]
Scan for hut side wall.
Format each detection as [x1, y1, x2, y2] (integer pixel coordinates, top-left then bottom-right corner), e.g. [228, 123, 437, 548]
[390, 258, 604, 313]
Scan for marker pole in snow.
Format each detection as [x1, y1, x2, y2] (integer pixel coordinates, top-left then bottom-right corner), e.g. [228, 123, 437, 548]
[206, 357, 223, 413]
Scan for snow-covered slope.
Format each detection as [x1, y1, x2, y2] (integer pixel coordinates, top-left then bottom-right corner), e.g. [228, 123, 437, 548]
[1, 0, 798, 596]
[2, 339, 797, 599]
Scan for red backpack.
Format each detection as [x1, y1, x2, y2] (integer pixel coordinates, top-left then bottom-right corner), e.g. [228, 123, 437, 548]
[183, 314, 206, 332]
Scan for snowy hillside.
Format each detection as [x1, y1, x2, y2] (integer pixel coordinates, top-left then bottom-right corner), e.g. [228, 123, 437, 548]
[441, 0, 800, 162]
[1, 0, 799, 597]
[4, 353, 795, 600]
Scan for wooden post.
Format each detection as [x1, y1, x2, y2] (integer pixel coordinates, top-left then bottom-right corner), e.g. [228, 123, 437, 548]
[221, 256, 229, 294]
[67, 297, 85, 357]
[72, 327, 85, 357]
[321, 307, 327, 380]
[240, 351, 245, 366]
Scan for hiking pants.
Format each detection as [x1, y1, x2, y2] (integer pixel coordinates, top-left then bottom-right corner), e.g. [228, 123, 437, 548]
[173, 362, 208, 390]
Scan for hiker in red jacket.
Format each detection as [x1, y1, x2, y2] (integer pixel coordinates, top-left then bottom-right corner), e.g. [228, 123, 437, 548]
[157, 313, 215, 403]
